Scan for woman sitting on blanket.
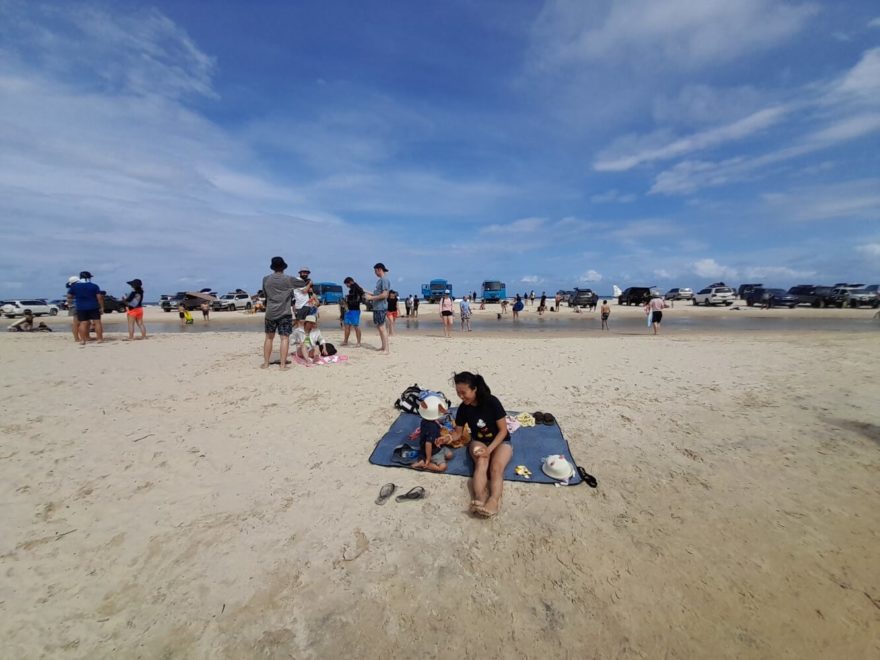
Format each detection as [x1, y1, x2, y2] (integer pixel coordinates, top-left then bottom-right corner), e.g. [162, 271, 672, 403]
[448, 371, 512, 519]
[293, 314, 329, 364]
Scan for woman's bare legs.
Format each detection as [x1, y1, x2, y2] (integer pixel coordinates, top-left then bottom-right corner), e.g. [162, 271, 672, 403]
[475, 443, 512, 518]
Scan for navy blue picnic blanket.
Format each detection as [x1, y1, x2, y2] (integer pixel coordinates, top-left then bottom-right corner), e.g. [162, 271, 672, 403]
[368, 409, 584, 485]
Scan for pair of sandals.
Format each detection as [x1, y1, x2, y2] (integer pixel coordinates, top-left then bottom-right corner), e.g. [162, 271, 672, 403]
[375, 483, 425, 504]
[532, 411, 556, 426]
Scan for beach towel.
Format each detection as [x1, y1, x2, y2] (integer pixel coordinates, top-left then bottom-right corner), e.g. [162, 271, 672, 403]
[369, 409, 584, 485]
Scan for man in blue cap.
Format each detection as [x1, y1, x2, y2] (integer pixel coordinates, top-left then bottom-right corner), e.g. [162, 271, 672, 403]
[67, 271, 104, 345]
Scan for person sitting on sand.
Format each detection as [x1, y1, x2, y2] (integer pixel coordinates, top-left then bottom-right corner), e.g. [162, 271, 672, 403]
[8, 312, 35, 332]
[409, 394, 454, 472]
[293, 314, 328, 363]
[448, 371, 511, 518]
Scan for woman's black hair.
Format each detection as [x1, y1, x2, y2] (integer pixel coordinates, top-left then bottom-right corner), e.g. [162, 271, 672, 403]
[453, 371, 491, 404]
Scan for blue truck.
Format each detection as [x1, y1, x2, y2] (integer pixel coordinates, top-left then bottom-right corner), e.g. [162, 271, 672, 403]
[481, 280, 507, 303]
[312, 282, 344, 305]
[421, 279, 452, 303]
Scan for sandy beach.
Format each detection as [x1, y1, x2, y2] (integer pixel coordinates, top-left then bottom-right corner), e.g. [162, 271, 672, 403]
[1, 315, 878, 658]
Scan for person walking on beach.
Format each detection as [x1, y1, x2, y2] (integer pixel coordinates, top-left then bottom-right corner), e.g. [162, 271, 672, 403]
[363, 263, 391, 354]
[512, 294, 523, 320]
[600, 300, 611, 331]
[529, 290, 535, 306]
[538, 292, 547, 315]
[412, 295, 419, 318]
[439, 291, 454, 338]
[459, 295, 472, 332]
[261, 256, 306, 370]
[342, 276, 364, 347]
[448, 371, 511, 519]
[123, 278, 147, 340]
[404, 294, 412, 317]
[200, 301, 210, 320]
[645, 292, 667, 335]
[386, 290, 399, 336]
[67, 271, 104, 346]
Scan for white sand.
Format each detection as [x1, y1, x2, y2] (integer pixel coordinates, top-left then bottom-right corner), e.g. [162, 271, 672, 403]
[1, 320, 878, 658]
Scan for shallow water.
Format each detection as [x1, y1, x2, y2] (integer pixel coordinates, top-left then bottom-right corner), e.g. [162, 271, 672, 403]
[123, 312, 879, 335]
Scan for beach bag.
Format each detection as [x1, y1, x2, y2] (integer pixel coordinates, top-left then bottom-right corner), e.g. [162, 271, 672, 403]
[324, 342, 337, 356]
[394, 384, 424, 414]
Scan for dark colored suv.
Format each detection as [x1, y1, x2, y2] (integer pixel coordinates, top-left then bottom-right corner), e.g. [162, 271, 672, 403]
[569, 288, 598, 308]
[618, 287, 660, 305]
[737, 283, 763, 299]
[746, 288, 798, 308]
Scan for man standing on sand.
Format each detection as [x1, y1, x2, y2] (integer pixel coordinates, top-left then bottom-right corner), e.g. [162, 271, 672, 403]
[645, 292, 667, 335]
[363, 262, 391, 354]
[261, 256, 307, 370]
[342, 276, 364, 347]
[67, 271, 104, 346]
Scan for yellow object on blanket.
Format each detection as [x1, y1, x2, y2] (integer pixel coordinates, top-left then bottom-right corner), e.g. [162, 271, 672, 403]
[516, 412, 536, 427]
[441, 424, 471, 448]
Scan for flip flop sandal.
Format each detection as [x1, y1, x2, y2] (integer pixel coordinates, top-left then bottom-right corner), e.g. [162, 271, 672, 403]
[395, 486, 426, 502]
[577, 466, 598, 488]
[375, 483, 397, 505]
[543, 413, 556, 425]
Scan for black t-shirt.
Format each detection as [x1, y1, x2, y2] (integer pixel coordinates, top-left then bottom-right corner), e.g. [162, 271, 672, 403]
[455, 395, 507, 444]
[346, 284, 363, 311]
[388, 296, 398, 312]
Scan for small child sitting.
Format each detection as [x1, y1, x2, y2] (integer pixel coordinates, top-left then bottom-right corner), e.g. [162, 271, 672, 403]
[293, 314, 328, 364]
[410, 394, 454, 472]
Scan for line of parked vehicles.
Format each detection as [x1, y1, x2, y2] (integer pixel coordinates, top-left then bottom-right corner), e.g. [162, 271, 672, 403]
[614, 282, 879, 308]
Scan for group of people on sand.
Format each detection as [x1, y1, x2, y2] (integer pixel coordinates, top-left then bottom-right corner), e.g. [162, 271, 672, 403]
[61, 271, 147, 345]
[262, 257, 393, 369]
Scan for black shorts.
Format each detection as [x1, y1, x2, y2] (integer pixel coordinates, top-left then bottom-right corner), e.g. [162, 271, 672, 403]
[265, 315, 294, 336]
[441, 310, 453, 317]
[294, 307, 310, 321]
[77, 308, 101, 322]
[651, 311, 663, 323]
[601, 313, 609, 321]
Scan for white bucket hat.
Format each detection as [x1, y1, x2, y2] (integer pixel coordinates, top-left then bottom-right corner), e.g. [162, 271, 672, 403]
[418, 394, 447, 421]
[67, 275, 79, 285]
[304, 314, 317, 323]
[541, 454, 575, 481]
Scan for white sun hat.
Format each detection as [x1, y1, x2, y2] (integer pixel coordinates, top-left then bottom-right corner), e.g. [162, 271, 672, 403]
[67, 276, 79, 285]
[418, 394, 447, 421]
[541, 454, 575, 481]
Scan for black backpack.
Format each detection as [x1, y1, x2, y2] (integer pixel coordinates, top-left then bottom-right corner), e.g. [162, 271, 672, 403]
[394, 384, 452, 415]
[394, 383, 423, 414]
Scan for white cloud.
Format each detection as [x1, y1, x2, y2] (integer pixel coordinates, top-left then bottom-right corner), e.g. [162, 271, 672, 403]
[867, 17, 880, 28]
[652, 84, 769, 127]
[857, 243, 880, 257]
[590, 189, 636, 203]
[761, 179, 880, 222]
[609, 219, 680, 242]
[653, 269, 674, 279]
[692, 258, 738, 280]
[481, 217, 546, 235]
[743, 265, 815, 280]
[532, 0, 817, 71]
[595, 105, 787, 171]
[579, 270, 603, 283]
[521, 275, 543, 284]
[0, 3, 216, 100]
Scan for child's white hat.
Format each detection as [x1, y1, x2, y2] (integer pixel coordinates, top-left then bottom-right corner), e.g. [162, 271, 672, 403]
[418, 394, 447, 421]
[304, 314, 317, 323]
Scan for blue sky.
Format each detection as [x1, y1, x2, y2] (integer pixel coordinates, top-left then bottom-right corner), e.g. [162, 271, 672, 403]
[1, 0, 878, 300]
